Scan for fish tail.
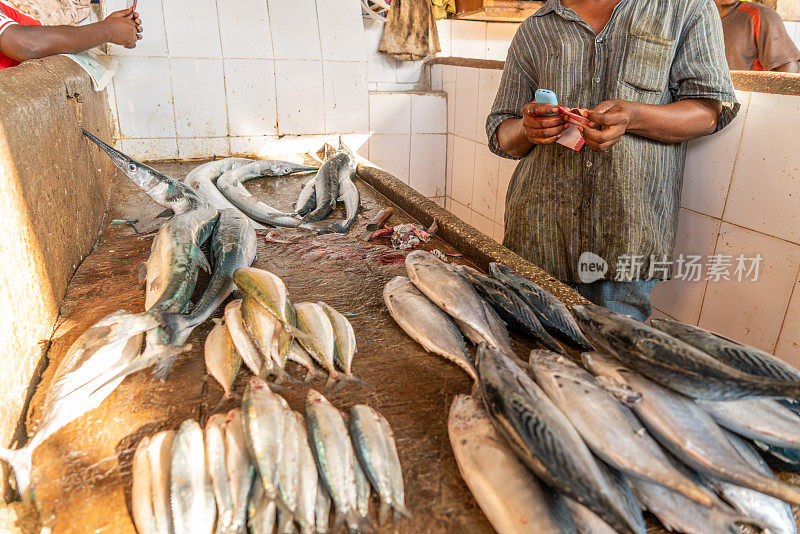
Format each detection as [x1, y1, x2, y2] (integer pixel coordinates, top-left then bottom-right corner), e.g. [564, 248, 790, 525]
[154, 311, 192, 346]
[332, 509, 345, 534]
[469, 379, 480, 397]
[708, 507, 770, 533]
[393, 502, 412, 521]
[151, 344, 193, 381]
[378, 500, 391, 526]
[273, 367, 303, 386]
[538, 331, 566, 354]
[323, 372, 341, 395]
[302, 366, 318, 385]
[340, 373, 374, 392]
[345, 508, 373, 534]
[0, 446, 33, 500]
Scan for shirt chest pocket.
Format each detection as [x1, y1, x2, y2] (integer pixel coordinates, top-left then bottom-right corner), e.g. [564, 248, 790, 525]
[621, 32, 675, 94]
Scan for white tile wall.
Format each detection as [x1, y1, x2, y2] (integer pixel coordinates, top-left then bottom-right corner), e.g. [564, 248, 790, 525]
[472, 143, 499, 220]
[162, 0, 222, 58]
[171, 58, 228, 138]
[454, 67, 479, 139]
[317, 0, 366, 62]
[178, 137, 230, 160]
[369, 133, 411, 183]
[105, 0, 168, 57]
[451, 20, 486, 59]
[267, 0, 322, 60]
[437, 19, 452, 56]
[409, 134, 447, 197]
[369, 93, 411, 134]
[476, 69, 501, 141]
[274, 60, 326, 134]
[217, 0, 273, 59]
[324, 62, 370, 133]
[486, 22, 518, 61]
[121, 137, 178, 160]
[113, 56, 175, 139]
[451, 136, 476, 207]
[224, 59, 278, 136]
[411, 94, 447, 134]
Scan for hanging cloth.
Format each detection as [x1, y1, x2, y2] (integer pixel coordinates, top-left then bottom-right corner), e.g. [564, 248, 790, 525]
[378, 0, 441, 61]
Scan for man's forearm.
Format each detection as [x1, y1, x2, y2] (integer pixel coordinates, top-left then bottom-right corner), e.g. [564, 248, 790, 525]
[1, 23, 112, 61]
[624, 98, 722, 144]
[496, 118, 535, 158]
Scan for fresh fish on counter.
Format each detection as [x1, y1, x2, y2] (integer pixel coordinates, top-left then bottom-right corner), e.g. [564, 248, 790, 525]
[83, 130, 208, 214]
[455, 264, 563, 353]
[305, 390, 363, 533]
[287, 342, 320, 384]
[565, 499, 616, 534]
[489, 262, 592, 350]
[318, 302, 370, 389]
[628, 465, 761, 534]
[294, 176, 318, 217]
[148, 430, 176, 534]
[0, 313, 150, 499]
[583, 351, 800, 506]
[651, 318, 800, 382]
[248, 484, 277, 534]
[300, 141, 356, 223]
[574, 304, 800, 400]
[243, 377, 285, 502]
[479, 299, 515, 357]
[529, 350, 718, 507]
[697, 397, 800, 449]
[383, 276, 475, 382]
[349, 405, 410, 525]
[326, 175, 361, 234]
[216, 160, 319, 228]
[184, 158, 267, 229]
[171, 419, 216, 534]
[225, 409, 254, 534]
[204, 319, 241, 400]
[233, 268, 298, 334]
[161, 208, 258, 346]
[405, 250, 501, 350]
[448, 395, 577, 534]
[241, 296, 295, 383]
[314, 481, 332, 534]
[277, 409, 301, 533]
[206, 414, 236, 533]
[294, 302, 355, 393]
[712, 431, 797, 534]
[340, 411, 371, 522]
[132, 436, 158, 534]
[754, 441, 800, 474]
[476, 344, 645, 534]
[225, 300, 269, 378]
[292, 413, 318, 534]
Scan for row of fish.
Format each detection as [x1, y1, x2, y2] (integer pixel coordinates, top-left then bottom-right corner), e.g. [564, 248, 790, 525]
[383, 250, 592, 385]
[131, 381, 407, 534]
[205, 267, 368, 394]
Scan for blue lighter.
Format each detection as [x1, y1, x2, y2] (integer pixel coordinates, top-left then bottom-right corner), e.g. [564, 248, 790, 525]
[534, 89, 559, 116]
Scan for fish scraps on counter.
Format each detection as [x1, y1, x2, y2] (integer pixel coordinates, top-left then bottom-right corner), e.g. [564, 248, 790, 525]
[131, 383, 408, 534]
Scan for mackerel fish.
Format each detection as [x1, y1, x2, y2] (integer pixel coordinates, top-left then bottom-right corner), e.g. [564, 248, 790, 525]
[132, 436, 157, 534]
[697, 397, 800, 449]
[170, 419, 216, 534]
[225, 299, 269, 378]
[294, 413, 318, 534]
[225, 408, 254, 534]
[204, 319, 241, 400]
[206, 413, 235, 533]
[243, 377, 285, 501]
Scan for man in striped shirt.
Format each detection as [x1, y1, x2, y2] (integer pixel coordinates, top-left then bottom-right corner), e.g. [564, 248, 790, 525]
[714, 0, 800, 72]
[488, 0, 739, 321]
[0, 2, 142, 71]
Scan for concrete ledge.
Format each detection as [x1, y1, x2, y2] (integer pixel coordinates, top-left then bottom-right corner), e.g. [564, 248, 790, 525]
[0, 55, 115, 497]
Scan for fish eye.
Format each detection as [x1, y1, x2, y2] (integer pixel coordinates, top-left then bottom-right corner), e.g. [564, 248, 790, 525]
[129, 163, 136, 172]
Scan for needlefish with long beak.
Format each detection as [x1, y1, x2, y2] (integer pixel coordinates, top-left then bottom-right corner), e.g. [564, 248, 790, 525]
[159, 208, 257, 346]
[216, 159, 318, 228]
[0, 312, 153, 499]
[82, 130, 219, 380]
[184, 157, 268, 229]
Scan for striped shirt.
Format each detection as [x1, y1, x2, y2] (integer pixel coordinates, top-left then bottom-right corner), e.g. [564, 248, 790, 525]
[487, 0, 739, 282]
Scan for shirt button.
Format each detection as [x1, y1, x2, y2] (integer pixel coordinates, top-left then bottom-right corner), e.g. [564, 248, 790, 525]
[586, 160, 593, 168]
[596, 37, 604, 43]
[593, 77, 601, 83]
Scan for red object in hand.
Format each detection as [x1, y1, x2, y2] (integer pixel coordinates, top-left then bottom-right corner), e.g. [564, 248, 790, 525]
[555, 105, 589, 151]
[126, 0, 137, 18]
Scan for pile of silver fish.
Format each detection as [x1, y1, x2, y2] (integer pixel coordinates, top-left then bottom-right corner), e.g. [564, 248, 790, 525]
[443, 273, 800, 534]
[0, 136, 365, 500]
[207, 266, 369, 393]
[383, 251, 593, 385]
[131, 380, 408, 534]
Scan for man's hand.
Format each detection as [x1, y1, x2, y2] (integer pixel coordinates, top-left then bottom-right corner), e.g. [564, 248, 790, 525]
[582, 99, 635, 151]
[520, 102, 570, 145]
[103, 8, 142, 48]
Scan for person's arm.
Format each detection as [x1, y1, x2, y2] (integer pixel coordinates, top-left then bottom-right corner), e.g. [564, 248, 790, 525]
[0, 8, 141, 62]
[580, 98, 721, 151]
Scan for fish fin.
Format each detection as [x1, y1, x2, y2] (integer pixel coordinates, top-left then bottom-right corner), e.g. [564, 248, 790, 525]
[151, 344, 192, 381]
[339, 373, 373, 392]
[0, 446, 33, 501]
[378, 500, 391, 527]
[194, 245, 212, 273]
[155, 208, 174, 219]
[155, 311, 192, 346]
[212, 317, 224, 327]
[323, 372, 341, 395]
[137, 262, 148, 283]
[273, 367, 303, 386]
[470, 380, 480, 397]
[302, 366, 318, 385]
[393, 502, 412, 521]
[345, 509, 373, 534]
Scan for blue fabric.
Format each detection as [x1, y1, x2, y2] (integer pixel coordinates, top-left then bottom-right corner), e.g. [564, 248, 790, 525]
[571, 280, 659, 322]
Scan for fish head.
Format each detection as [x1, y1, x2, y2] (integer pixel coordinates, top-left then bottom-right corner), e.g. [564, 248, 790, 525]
[581, 352, 642, 405]
[527, 349, 572, 374]
[82, 129, 170, 189]
[225, 408, 243, 424]
[488, 262, 514, 280]
[306, 389, 329, 406]
[247, 376, 270, 393]
[571, 304, 633, 348]
[384, 276, 412, 294]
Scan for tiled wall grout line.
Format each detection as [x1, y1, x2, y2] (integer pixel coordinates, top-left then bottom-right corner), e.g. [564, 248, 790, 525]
[212, 0, 231, 156]
[772, 263, 800, 353]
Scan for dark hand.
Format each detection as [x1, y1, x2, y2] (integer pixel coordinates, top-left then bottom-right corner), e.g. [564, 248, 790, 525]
[582, 100, 634, 151]
[520, 102, 569, 145]
[105, 8, 142, 48]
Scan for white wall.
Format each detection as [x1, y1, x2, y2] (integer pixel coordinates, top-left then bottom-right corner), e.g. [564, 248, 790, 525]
[434, 62, 800, 364]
